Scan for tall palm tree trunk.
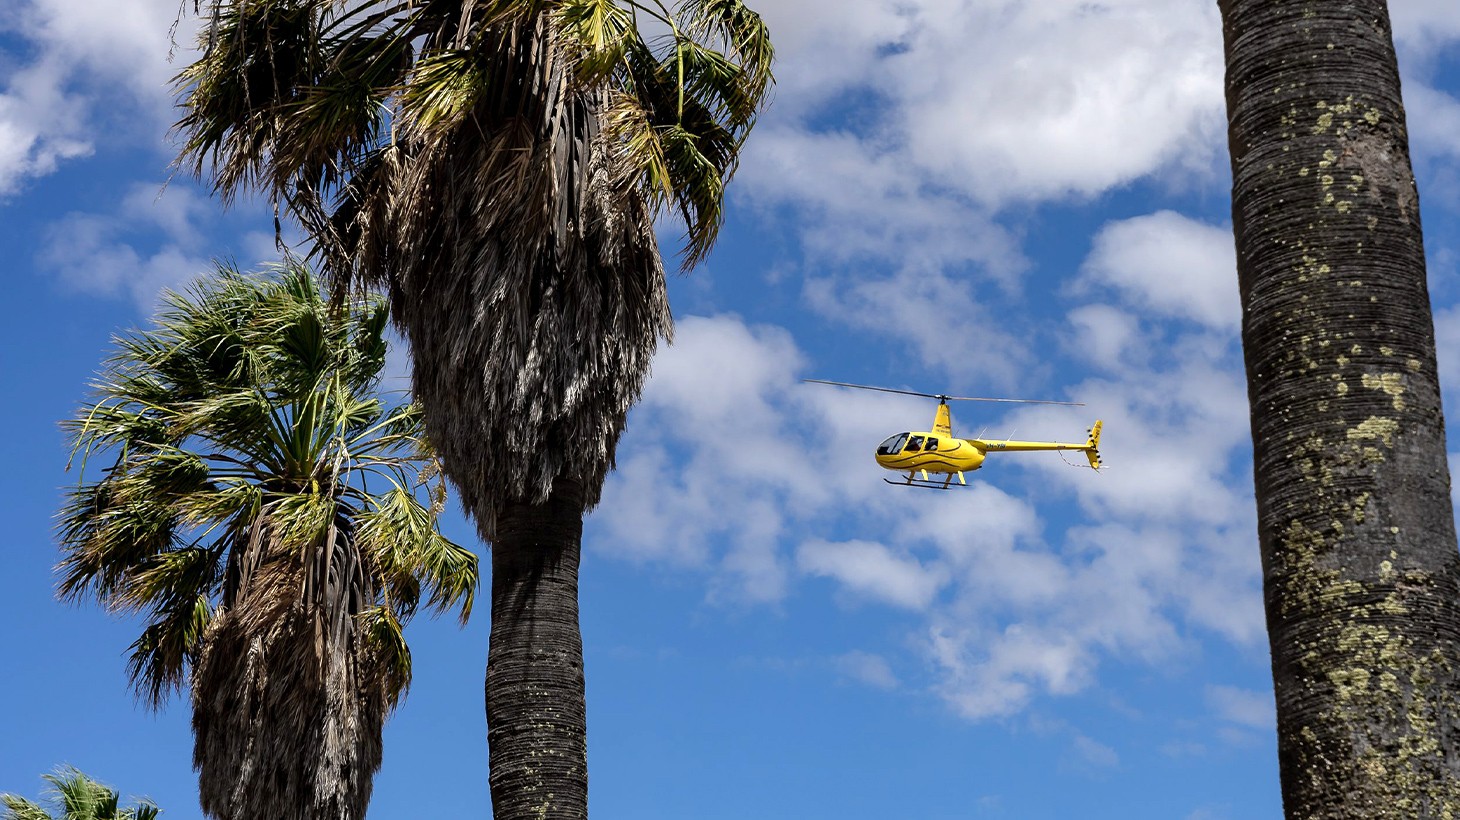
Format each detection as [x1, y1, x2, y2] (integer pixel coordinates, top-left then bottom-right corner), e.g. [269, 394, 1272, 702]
[1220, 1, 1460, 814]
[486, 478, 589, 819]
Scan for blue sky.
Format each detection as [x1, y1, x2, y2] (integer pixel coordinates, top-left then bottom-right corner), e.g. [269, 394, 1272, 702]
[6, 1, 1460, 818]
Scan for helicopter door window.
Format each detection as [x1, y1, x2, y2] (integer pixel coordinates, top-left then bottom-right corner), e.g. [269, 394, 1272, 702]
[877, 433, 910, 455]
[906, 435, 925, 453]
[926, 437, 939, 451]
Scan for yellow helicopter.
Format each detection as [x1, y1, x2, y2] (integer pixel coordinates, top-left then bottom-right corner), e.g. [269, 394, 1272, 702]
[806, 379, 1103, 490]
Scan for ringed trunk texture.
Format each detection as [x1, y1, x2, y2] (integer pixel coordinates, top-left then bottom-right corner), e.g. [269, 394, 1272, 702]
[1220, 0, 1460, 815]
[486, 478, 589, 820]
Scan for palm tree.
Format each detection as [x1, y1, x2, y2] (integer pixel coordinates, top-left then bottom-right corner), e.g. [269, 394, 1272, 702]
[1219, 0, 1460, 814]
[171, 2, 772, 816]
[58, 262, 478, 820]
[3, 768, 159, 820]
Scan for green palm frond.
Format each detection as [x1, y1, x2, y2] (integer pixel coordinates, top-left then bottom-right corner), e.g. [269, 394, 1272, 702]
[556, 0, 636, 80]
[612, 33, 738, 266]
[1, 795, 52, 820]
[677, 0, 773, 105]
[57, 490, 177, 605]
[358, 487, 477, 622]
[398, 49, 491, 133]
[176, 0, 773, 276]
[127, 592, 214, 705]
[49, 769, 104, 818]
[357, 605, 412, 708]
[173, 478, 262, 534]
[123, 548, 220, 612]
[174, 0, 326, 202]
[59, 261, 477, 708]
[2, 768, 161, 820]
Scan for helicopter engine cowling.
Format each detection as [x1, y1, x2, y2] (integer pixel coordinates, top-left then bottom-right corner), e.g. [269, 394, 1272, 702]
[961, 444, 987, 472]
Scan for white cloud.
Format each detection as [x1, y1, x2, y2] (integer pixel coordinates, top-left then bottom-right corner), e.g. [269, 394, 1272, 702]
[1404, 83, 1460, 163]
[715, 500, 792, 605]
[1, 0, 198, 193]
[1004, 339, 1251, 528]
[1206, 684, 1275, 731]
[0, 60, 93, 194]
[23, 0, 193, 98]
[40, 213, 209, 311]
[36, 181, 281, 311]
[749, 1, 913, 112]
[639, 314, 804, 444]
[1079, 211, 1239, 330]
[1068, 733, 1121, 770]
[803, 265, 1035, 390]
[740, 0, 1228, 277]
[1064, 304, 1150, 370]
[889, 0, 1226, 205]
[929, 622, 1094, 719]
[1452, 453, 1460, 510]
[737, 127, 1026, 278]
[797, 539, 948, 611]
[1434, 304, 1460, 389]
[595, 315, 825, 603]
[833, 651, 900, 691]
[1391, 2, 1460, 56]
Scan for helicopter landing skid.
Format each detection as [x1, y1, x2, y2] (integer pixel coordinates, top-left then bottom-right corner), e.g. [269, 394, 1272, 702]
[883, 476, 964, 490]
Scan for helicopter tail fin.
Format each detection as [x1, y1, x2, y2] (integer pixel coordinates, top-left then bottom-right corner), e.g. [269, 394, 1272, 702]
[1084, 420, 1103, 470]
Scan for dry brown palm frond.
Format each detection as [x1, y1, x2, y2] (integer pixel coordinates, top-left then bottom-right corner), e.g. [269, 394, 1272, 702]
[193, 540, 385, 820]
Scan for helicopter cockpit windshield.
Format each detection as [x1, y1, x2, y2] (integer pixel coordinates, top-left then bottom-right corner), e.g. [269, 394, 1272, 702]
[877, 433, 910, 455]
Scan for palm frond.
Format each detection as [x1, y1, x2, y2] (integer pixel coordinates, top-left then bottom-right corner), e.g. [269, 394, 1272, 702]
[357, 486, 478, 622]
[357, 605, 412, 708]
[56, 489, 178, 605]
[46, 769, 109, 820]
[128, 592, 214, 708]
[1, 794, 52, 820]
[2, 768, 161, 820]
[170, 0, 772, 518]
[556, 0, 635, 81]
[677, 0, 773, 105]
[173, 0, 325, 203]
[398, 48, 491, 133]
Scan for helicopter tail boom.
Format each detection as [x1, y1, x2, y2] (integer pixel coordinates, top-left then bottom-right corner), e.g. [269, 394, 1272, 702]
[967, 419, 1103, 470]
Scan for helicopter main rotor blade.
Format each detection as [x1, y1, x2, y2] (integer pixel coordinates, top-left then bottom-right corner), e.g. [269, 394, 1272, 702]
[942, 394, 1084, 406]
[802, 378, 1084, 407]
[803, 379, 941, 399]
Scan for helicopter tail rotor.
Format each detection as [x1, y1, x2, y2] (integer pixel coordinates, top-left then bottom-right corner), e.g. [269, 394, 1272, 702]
[1084, 420, 1103, 470]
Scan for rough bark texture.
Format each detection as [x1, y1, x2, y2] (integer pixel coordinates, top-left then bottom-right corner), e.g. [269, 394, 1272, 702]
[485, 478, 589, 820]
[1220, 1, 1460, 815]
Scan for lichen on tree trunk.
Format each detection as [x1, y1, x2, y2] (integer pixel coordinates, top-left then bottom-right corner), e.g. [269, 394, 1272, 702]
[1220, 0, 1460, 815]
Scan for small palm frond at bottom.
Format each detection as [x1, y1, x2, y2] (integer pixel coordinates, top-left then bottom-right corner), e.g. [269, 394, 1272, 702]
[2, 768, 161, 820]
